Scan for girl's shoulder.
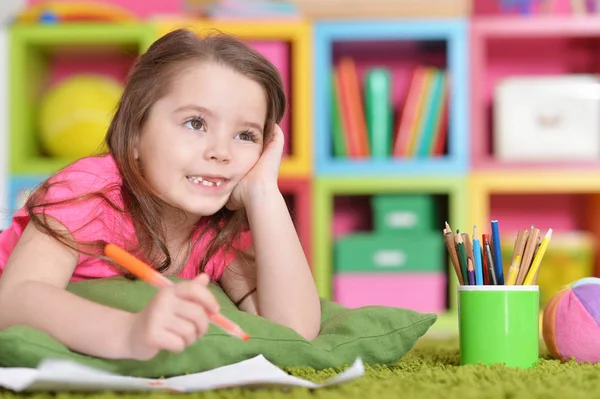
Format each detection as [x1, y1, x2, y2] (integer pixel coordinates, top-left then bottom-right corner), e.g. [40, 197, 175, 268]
[50, 154, 121, 193]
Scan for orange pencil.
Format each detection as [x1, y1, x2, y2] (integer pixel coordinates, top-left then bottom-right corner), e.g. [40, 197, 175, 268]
[104, 243, 250, 341]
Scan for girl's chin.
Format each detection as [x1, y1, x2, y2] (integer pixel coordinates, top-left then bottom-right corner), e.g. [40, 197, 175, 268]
[182, 200, 230, 217]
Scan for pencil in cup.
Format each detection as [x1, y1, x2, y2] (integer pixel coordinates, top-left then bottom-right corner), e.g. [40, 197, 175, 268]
[482, 235, 497, 285]
[104, 243, 250, 341]
[523, 228, 553, 285]
[455, 233, 469, 285]
[443, 225, 465, 285]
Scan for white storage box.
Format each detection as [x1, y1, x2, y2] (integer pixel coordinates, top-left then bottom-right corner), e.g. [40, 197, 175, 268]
[494, 75, 600, 161]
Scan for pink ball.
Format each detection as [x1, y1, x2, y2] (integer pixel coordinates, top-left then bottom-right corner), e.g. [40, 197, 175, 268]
[543, 277, 600, 363]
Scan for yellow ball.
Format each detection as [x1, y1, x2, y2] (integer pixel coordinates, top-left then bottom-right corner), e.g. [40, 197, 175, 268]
[39, 74, 123, 158]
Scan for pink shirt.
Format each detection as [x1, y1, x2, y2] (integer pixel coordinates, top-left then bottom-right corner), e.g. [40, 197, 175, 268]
[0, 155, 252, 282]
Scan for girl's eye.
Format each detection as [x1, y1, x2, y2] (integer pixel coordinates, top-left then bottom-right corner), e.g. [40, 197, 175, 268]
[236, 130, 258, 142]
[184, 117, 206, 131]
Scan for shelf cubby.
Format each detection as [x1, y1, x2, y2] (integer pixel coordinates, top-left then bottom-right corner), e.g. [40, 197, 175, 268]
[9, 23, 156, 175]
[470, 16, 600, 171]
[314, 19, 469, 176]
[313, 175, 467, 315]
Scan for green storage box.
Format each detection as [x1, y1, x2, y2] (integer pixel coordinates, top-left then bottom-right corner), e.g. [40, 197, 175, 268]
[335, 232, 445, 273]
[371, 194, 437, 233]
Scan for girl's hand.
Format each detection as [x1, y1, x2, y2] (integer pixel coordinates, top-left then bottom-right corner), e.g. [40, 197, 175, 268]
[121, 274, 220, 360]
[226, 124, 285, 211]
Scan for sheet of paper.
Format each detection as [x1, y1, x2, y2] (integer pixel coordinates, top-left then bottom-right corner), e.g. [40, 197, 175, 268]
[0, 355, 364, 392]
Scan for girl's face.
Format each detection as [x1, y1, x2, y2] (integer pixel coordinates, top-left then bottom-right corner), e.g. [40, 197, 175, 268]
[136, 61, 266, 220]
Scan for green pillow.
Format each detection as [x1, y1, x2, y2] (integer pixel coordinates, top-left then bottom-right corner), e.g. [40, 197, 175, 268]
[0, 277, 436, 377]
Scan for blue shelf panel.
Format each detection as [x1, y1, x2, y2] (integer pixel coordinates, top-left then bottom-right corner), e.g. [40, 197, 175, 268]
[8, 174, 49, 218]
[317, 156, 467, 175]
[313, 19, 470, 176]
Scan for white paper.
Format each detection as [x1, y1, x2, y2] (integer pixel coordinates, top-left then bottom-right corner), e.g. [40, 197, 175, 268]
[0, 355, 364, 392]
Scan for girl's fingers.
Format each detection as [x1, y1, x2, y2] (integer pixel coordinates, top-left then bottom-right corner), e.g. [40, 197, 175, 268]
[165, 315, 202, 347]
[174, 281, 220, 313]
[173, 299, 210, 338]
[193, 273, 210, 286]
[150, 328, 187, 354]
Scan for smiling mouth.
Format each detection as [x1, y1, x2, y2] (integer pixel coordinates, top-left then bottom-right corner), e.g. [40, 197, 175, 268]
[186, 175, 228, 187]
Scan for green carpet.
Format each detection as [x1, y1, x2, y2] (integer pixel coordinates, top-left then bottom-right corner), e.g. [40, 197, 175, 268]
[2, 338, 600, 399]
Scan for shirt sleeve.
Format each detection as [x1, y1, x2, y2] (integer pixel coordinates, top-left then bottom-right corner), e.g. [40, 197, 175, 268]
[12, 168, 119, 264]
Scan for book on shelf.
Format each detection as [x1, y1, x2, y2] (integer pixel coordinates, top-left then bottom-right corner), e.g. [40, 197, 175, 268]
[331, 61, 448, 160]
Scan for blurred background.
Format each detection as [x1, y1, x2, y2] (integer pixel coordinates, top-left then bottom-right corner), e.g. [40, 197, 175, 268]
[1, 0, 599, 334]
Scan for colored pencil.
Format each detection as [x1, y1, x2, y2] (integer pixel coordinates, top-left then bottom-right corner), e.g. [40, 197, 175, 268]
[516, 226, 539, 285]
[482, 239, 490, 285]
[506, 254, 522, 285]
[467, 257, 475, 286]
[444, 222, 464, 285]
[455, 232, 469, 284]
[483, 236, 497, 285]
[104, 243, 250, 341]
[472, 226, 484, 285]
[491, 220, 504, 285]
[506, 229, 528, 285]
[524, 229, 553, 285]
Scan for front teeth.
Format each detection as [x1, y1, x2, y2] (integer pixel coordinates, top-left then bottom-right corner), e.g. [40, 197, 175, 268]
[187, 176, 223, 187]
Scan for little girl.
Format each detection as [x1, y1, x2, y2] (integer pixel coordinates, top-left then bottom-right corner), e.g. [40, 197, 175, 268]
[0, 28, 321, 361]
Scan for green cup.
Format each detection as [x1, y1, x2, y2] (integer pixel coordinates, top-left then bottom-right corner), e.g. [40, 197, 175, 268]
[458, 285, 539, 369]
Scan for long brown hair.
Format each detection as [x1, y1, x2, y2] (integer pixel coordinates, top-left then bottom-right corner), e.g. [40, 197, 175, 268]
[26, 28, 286, 275]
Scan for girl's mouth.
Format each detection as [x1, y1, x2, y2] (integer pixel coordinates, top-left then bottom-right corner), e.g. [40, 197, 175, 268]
[186, 175, 229, 189]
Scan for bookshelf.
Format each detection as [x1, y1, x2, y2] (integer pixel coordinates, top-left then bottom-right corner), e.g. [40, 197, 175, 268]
[312, 19, 469, 333]
[4, 6, 600, 336]
[469, 11, 600, 308]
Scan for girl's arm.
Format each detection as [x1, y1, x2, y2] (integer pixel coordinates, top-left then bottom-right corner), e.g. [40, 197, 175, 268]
[0, 220, 134, 358]
[222, 186, 321, 341]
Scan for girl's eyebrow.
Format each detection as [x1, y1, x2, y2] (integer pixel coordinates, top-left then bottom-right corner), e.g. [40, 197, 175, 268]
[242, 121, 263, 135]
[174, 104, 214, 117]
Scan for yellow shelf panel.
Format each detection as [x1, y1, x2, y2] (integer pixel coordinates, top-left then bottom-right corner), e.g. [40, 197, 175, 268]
[468, 171, 600, 229]
[470, 171, 600, 193]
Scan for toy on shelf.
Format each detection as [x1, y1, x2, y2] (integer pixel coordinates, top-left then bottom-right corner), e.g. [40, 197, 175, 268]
[16, 1, 137, 24]
[39, 74, 123, 159]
